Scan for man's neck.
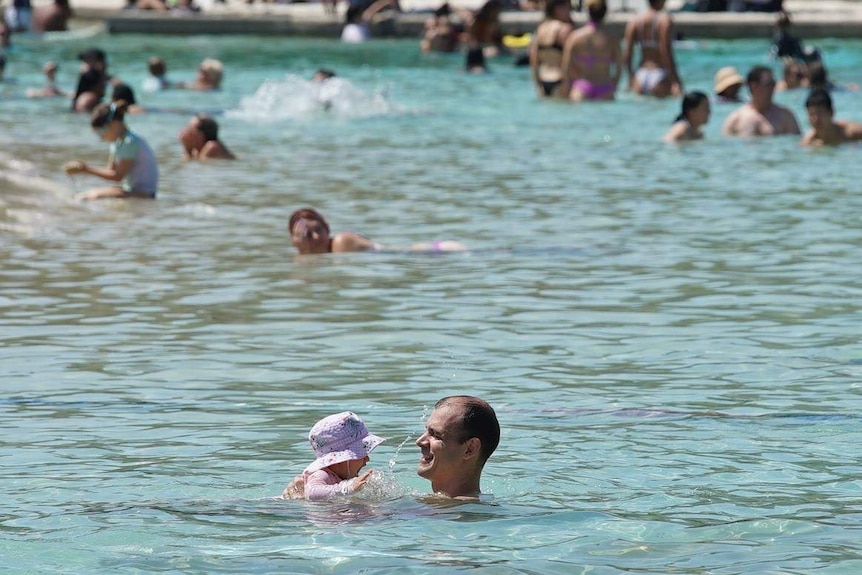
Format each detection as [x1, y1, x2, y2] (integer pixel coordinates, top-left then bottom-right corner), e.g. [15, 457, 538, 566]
[432, 475, 481, 499]
[750, 97, 773, 115]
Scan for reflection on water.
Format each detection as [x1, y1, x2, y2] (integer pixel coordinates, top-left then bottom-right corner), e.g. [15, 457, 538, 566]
[3, 34, 862, 574]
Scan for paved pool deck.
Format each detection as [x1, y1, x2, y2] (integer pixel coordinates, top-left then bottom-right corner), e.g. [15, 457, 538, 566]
[62, 0, 862, 38]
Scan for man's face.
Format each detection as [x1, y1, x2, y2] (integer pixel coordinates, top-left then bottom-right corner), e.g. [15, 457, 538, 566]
[416, 402, 469, 486]
[751, 72, 776, 99]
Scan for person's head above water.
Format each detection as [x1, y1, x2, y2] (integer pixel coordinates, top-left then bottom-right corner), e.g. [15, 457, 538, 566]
[416, 395, 500, 498]
[675, 90, 710, 125]
[305, 411, 386, 475]
[288, 208, 332, 254]
[111, 83, 137, 105]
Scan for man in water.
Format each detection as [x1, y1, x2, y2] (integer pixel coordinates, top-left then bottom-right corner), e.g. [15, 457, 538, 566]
[416, 396, 500, 498]
[722, 65, 800, 137]
[800, 87, 862, 147]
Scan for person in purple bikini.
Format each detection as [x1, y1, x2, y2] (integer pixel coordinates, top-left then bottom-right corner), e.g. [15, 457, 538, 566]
[560, 0, 621, 102]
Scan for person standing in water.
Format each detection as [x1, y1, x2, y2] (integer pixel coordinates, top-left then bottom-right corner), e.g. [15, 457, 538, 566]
[528, 0, 576, 98]
[560, 0, 621, 102]
[622, 0, 682, 98]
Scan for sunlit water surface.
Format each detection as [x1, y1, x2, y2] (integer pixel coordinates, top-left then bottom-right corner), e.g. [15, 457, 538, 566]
[2, 33, 862, 574]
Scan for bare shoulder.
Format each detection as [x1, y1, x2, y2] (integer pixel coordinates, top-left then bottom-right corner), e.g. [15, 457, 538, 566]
[842, 120, 862, 140]
[663, 121, 687, 143]
[721, 106, 743, 133]
[331, 232, 376, 253]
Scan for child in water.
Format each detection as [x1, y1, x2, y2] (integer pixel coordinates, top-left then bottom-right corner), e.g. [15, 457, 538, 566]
[63, 100, 158, 200]
[281, 411, 385, 501]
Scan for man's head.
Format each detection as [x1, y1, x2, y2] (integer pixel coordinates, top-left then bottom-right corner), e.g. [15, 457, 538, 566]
[416, 396, 500, 497]
[805, 87, 833, 132]
[746, 65, 776, 103]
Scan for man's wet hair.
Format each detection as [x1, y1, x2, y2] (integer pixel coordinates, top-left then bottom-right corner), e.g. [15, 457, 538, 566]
[436, 396, 500, 464]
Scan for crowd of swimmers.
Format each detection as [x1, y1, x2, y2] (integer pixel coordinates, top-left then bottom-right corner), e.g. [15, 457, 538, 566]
[2, 1, 861, 245]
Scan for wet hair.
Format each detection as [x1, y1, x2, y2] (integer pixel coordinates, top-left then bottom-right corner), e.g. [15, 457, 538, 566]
[586, 0, 606, 22]
[544, 0, 569, 19]
[111, 83, 137, 105]
[805, 87, 833, 113]
[675, 90, 708, 123]
[288, 208, 330, 236]
[806, 61, 828, 89]
[148, 56, 166, 77]
[475, 0, 502, 22]
[746, 65, 772, 86]
[434, 2, 451, 17]
[314, 68, 336, 81]
[199, 58, 223, 86]
[435, 396, 500, 465]
[776, 11, 792, 29]
[90, 100, 129, 129]
[648, 0, 664, 8]
[195, 114, 219, 141]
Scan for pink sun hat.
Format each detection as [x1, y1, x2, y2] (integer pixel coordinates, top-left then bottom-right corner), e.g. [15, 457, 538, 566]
[304, 411, 386, 473]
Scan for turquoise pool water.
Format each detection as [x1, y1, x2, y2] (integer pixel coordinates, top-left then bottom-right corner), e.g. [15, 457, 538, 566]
[2, 33, 862, 573]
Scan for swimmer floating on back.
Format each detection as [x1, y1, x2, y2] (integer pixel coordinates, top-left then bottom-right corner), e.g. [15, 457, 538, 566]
[288, 208, 467, 255]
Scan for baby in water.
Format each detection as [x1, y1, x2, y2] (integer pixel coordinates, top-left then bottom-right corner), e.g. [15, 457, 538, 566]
[281, 411, 385, 501]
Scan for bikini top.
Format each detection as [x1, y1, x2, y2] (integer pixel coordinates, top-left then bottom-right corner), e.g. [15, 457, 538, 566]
[638, 17, 661, 49]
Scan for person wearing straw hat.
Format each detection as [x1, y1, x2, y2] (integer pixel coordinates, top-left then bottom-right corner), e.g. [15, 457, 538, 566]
[281, 412, 386, 501]
[714, 66, 744, 103]
[415, 396, 500, 499]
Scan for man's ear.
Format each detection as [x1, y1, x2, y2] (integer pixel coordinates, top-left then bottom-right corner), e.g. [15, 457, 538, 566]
[462, 437, 481, 461]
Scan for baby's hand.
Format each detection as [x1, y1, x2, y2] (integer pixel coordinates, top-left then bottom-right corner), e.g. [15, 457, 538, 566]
[281, 475, 306, 499]
[352, 470, 374, 492]
[64, 161, 86, 175]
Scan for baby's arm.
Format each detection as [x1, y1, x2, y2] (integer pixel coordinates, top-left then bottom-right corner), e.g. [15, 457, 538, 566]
[304, 469, 366, 501]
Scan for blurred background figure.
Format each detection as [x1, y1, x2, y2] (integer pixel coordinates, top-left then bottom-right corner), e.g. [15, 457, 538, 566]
[32, 0, 72, 32]
[421, 3, 463, 54]
[528, 0, 575, 98]
[27, 61, 67, 98]
[111, 83, 146, 113]
[178, 114, 236, 160]
[144, 56, 175, 91]
[770, 11, 803, 61]
[178, 58, 223, 90]
[4, 0, 31, 32]
[560, 0, 621, 102]
[713, 66, 744, 102]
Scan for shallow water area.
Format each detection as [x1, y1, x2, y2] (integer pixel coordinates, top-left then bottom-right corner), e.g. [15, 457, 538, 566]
[2, 32, 862, 573]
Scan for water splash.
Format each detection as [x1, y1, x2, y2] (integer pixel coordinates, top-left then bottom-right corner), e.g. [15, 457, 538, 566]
[227, 75, 398, 121]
